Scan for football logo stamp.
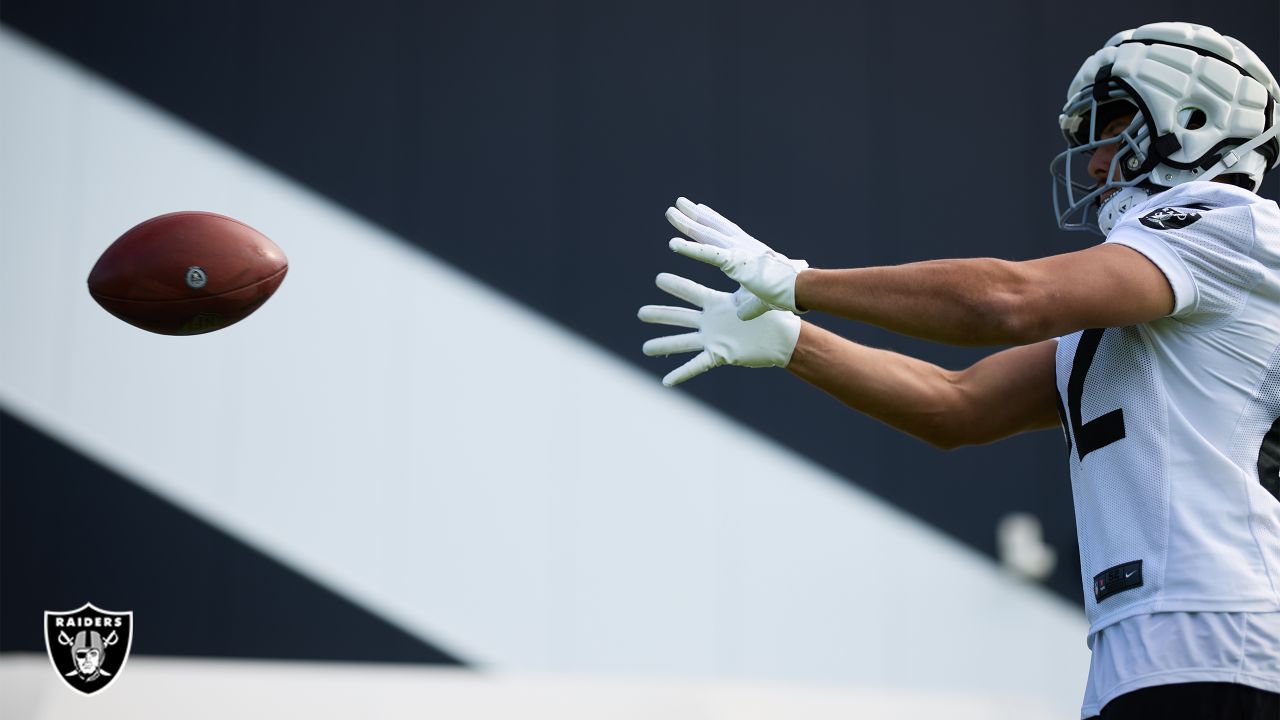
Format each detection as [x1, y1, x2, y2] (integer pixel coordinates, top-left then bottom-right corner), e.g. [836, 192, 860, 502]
[44, 603, 134, 696]
[185, 265, 208, 289]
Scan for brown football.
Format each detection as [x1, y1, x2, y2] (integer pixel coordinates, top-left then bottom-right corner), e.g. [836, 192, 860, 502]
[88, 211, 288, 335]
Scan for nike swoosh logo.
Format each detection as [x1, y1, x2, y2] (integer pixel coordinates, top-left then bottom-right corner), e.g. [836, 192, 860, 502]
[1125, 569, 1137, 578]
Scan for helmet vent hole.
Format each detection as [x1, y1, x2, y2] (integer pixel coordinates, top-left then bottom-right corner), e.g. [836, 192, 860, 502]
[1179, 107, 1207, 130]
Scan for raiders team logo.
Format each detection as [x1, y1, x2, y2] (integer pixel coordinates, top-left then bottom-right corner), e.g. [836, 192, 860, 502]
[1139, 205, 1207, 231]
[44, 603, 133, 696]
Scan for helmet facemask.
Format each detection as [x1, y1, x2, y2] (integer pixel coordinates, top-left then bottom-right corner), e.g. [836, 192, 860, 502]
[1051, 95, 1150, 235]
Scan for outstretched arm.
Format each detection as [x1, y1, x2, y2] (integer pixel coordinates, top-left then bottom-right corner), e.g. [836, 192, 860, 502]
[667, 198, 1175, 346]
[793, 244, 1174, 346]
[786, 323, 1062, 449]
[638, 271, 1063, 448]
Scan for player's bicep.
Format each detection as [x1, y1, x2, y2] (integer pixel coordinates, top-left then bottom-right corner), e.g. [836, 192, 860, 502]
[951, 340, 1061, 446]
[1015, 243, 1174, 337]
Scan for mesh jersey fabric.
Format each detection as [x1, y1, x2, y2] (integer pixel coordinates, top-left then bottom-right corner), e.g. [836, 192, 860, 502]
[1055, 181, 1280, 639]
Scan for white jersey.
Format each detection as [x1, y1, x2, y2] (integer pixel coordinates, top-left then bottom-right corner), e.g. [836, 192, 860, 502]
[1054, 181, 1280, 638]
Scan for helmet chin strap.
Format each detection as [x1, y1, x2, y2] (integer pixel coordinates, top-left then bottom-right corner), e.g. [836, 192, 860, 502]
[1098, 186, 1151, 235]
[1199, 124, 1280, 182]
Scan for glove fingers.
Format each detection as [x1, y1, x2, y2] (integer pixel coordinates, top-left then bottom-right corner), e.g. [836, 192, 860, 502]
[663, 350, 716, 387]
[736, 295, 771, 321]
[676, 197, 775, 254]
[669, 238, 730, 269]
[675, 197, 700, 221]
[676, 196, 742, 236]
[643, 332, 703, 357]
[654, 272, 714, 307]
[666, 206, 734, 248]
[691, 201, 745, 237]
[637, 304, 700, 329]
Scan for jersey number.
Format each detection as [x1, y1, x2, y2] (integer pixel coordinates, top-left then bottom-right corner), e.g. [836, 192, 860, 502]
[1065, 328, 1127, 461]
[1063, 330, 1280, 504]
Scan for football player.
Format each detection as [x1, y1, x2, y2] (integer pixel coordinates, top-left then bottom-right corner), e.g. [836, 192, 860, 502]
[641, 21, 1280, 720]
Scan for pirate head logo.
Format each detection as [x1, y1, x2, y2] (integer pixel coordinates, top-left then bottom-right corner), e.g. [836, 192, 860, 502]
[44, 603, 133, 696]
[1139, 205, 1207, 231]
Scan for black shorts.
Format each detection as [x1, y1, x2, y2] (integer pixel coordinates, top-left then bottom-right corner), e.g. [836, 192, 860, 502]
[1089, 682, 1280, 720]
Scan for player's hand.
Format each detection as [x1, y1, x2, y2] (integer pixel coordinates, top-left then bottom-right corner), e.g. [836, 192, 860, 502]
[639, 272, 801, 387]
[665, 197, 808, 320]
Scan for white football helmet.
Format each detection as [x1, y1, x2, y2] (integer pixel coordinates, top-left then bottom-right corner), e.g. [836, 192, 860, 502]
[1051, 22, 1280, 235]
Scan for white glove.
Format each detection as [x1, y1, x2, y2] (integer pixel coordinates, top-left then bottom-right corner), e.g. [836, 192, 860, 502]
[639, 272, 801, 387]
[665, 197, 808, 320]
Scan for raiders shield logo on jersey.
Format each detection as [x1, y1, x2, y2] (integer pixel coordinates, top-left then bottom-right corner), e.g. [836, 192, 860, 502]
[44, 603, 134, 696]
[1139, 205, 1209, 231]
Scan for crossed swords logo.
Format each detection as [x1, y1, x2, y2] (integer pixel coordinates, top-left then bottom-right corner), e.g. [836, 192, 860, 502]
[44, 603, 133, 696]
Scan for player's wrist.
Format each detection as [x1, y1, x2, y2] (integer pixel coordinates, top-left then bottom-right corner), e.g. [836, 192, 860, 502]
[780, 320, 817, 374]
[792, 267, 816, 313]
